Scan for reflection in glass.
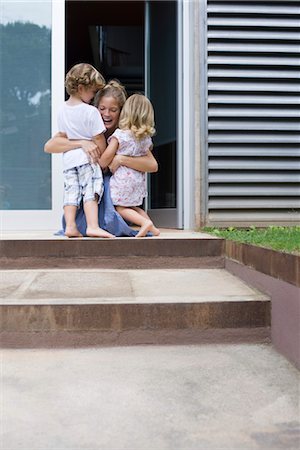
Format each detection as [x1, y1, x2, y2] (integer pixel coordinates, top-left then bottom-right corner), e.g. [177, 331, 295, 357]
[100, 26, 144, 95]
[148, 1, 177, 210]
[0, 1, 51, 210]
[150, 141, 176, 209]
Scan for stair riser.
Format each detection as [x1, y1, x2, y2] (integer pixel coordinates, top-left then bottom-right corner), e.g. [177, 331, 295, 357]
[0, 256, 225, 270]
[0, 328, 271, 348]
[1, 301, 270, 334]
[0, 238, 224, 258]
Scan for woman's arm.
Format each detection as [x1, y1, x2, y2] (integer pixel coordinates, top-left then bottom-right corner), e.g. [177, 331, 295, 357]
[109, 150, 158, 174]
[44, 132, 101, 163]
[44, 132, 80, 153]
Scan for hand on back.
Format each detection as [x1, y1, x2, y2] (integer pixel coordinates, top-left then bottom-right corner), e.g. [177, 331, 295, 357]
[80, 140, 101, 163]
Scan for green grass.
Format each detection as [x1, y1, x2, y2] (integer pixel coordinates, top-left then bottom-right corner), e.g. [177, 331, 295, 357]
[202, 226, 300, 254]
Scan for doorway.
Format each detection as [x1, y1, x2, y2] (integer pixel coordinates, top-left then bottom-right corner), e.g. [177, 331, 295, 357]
[66, 0, 180, 228]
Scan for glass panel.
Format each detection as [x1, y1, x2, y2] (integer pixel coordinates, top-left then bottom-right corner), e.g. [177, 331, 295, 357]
[148, 0, 177, 209]
[0, 1, 51, 210]
[100, 26, 144, 95]
[66, 0, 145, 96]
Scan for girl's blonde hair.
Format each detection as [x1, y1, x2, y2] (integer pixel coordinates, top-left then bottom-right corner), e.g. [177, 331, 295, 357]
[65, 63, 105, 96]
[93, 79, 127, 110]
[119, 94, 155, 139]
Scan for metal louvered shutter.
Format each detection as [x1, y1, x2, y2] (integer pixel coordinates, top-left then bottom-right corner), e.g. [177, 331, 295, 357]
[205, 0, 300, 226]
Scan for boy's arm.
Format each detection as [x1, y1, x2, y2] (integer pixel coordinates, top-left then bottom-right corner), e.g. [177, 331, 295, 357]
[99, 137, 119, 169]
[109, 150, 158, 174]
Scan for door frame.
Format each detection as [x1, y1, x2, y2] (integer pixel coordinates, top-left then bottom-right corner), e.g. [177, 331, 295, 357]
[145, 0, 194, 230]
[181, 0, 195, 230]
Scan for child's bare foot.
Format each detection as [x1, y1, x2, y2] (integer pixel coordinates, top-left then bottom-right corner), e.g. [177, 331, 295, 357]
[65, 226, 83, 238]
[86, 227, 115, 238]
[136, 220, 153, 238]
[151, 226, 160, 236]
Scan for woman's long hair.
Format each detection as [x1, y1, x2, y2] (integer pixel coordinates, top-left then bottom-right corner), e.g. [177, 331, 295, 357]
[94, 79, 127, 110]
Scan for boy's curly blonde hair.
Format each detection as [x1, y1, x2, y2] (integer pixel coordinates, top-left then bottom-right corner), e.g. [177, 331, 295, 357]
[65, 63, 105, 96]
[118, 94, 155, 140]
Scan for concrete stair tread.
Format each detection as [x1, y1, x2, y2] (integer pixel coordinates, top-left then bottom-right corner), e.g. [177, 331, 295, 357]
[0, 268, 269, 305]
[1, 295, 269, 305]
[0, 230, 217, 240]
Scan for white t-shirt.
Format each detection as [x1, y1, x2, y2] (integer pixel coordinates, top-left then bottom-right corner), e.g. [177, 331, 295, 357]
[57, 102, 106, 170]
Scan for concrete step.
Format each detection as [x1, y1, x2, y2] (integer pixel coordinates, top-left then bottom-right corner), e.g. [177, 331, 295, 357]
[0, 233, 224, 269]
[0, 268, 270, 347]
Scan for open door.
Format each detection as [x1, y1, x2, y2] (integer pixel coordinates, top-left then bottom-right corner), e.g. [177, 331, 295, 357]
[145, 0, 182, 228]
[65, 0, 182, 229]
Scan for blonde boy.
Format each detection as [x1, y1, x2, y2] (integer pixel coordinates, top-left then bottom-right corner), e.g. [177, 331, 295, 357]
[57, 63, 114, 238]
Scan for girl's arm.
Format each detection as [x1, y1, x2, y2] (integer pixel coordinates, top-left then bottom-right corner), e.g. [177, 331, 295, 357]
[109, 150, 158, 174]
[44, 132, 100, 163]
[99, 137, 119, 169]
[92, 132, 106, 156]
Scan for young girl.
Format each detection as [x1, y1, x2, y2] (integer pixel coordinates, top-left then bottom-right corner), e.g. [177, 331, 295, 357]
[57, 63, 114, 238]
[100, 94, 160, 238]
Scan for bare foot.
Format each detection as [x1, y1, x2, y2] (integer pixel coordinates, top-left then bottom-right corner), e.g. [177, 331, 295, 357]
[151, 226, 160, 236]
[65, 226, 83, 238]
[136, 220, 153, 238]
[86, 227, 115, 238]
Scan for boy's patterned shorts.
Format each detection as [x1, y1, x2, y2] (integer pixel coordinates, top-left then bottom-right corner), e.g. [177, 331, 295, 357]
[63, 163, 103, 207]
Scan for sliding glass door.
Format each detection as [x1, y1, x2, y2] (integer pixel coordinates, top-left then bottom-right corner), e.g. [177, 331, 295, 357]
[0, 0, 64, 230]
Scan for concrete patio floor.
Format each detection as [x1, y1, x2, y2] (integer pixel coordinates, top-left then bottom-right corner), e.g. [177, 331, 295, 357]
[1, 343, 299, 450]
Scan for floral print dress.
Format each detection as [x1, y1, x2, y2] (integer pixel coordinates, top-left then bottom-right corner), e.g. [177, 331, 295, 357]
[108, 128, 152, 207]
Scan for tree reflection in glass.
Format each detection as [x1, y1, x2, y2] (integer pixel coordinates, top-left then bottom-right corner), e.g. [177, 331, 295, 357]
[0, 2, 51, 210]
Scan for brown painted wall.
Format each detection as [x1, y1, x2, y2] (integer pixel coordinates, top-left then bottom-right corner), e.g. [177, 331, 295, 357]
[226, 258, 300, 370]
